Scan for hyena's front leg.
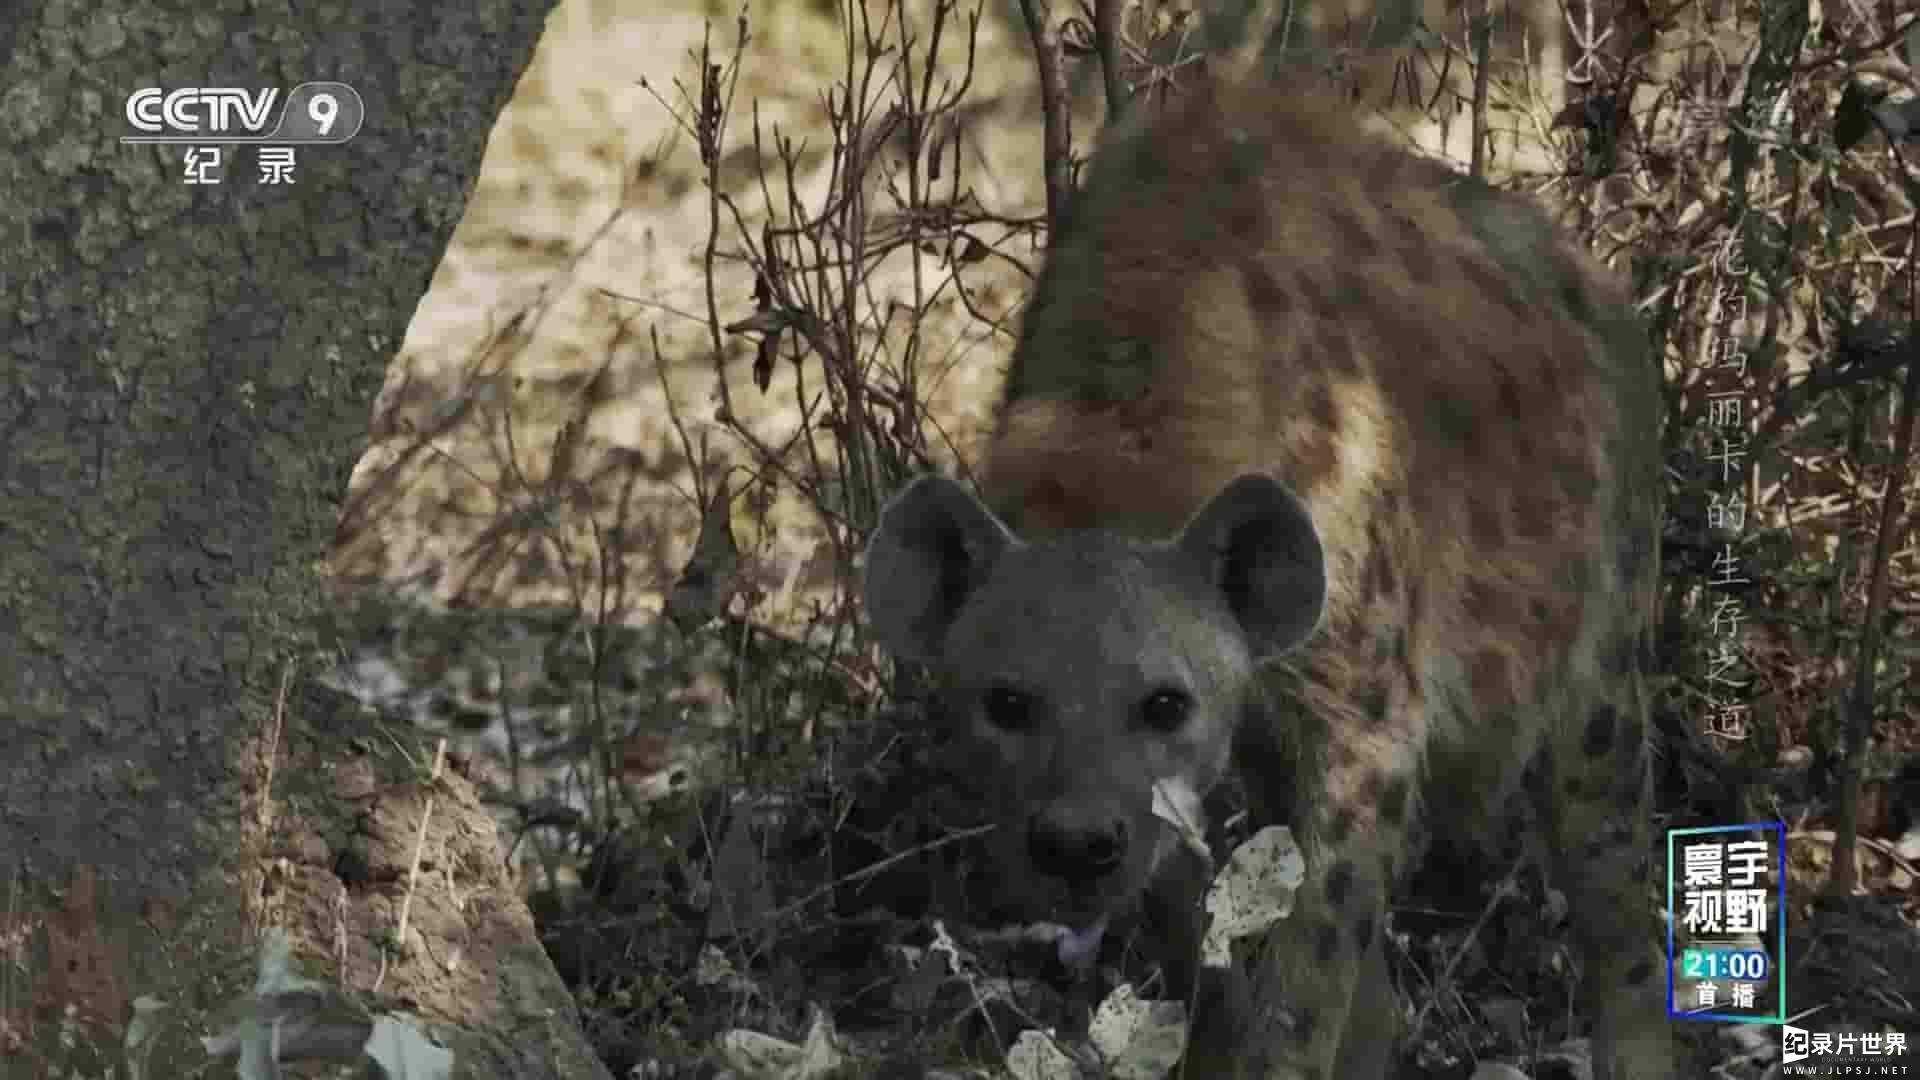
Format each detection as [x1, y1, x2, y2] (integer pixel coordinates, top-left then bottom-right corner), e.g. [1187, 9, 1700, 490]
[1207, 683, 1421, 1079]
[1538, 654, 1675, 1080]
[1169, 898, 1398, 1079]
[1332, 930, 1400, 1076]
[1240, 809, 1406, 1076]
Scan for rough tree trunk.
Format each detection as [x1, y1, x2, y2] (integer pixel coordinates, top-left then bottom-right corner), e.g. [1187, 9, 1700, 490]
[0, 2, 612, 1076]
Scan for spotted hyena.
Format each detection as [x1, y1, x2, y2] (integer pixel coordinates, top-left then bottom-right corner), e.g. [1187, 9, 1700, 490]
[862, 74, 1672, 1078]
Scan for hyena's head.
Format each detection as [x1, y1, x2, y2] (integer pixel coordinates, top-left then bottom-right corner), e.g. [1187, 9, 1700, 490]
[862, 473, 1326, 930]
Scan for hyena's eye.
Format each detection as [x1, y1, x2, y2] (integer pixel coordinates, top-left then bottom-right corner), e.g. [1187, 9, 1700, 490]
[982, 686, 1037, 733]
[1139, 688, 1192, 734]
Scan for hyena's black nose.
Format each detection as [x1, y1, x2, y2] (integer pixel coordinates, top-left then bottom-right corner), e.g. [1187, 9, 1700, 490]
[1028, 807, 1128, 881]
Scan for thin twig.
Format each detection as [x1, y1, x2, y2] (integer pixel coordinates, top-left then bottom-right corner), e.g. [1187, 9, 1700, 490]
[1468, 1, 1491, 180]
[757, 823, 996, 931]
[1094, 0, 1127, 121]
[385, 737, 448, 991]
[1408, 855, 1526, 1040]
[1016, 0, 1073, 234]
[1227, 0, 1288, 82]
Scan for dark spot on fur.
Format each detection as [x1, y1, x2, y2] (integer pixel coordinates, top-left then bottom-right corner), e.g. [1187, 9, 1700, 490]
[1523, 749, 1554, 801]
[1315, 922, 1340, 965]
[1627, 959, 1654, 985]
[1397, 220, 1439, 281]
[1496, 369, 1526, 420]
[1470, 501, 1505, 547]
[1564, 776, 1584, 799]
[1461, 249, 1528, 318]
[1464, 580, 1497, 621]
[1358, 682, 1390, 726]
[1517, 491, 1559, 540]
[1326, 860, 1356, 906]
[1295, 1006, 1319, 1043]
[1583, 703, 1617, 758]
[1354, 914, 1375, 947]
[1030, 476, 1071, 524]
[1379, 774, 1411, 824]
[1306, 381, 1339, 432]
[1559, 273, 1597, 324]
[1327, 807, 1355, 843]
[1371, 636, 1397, 668]
[1332, 268, 1372, 310]
[1224, 194, 1263, 241]
[1242, 262, 1292, 319]
[1333, 211, 1381, 260]
[1298, 275, 1333, 319]
[1471, 648, 1509, 698]
[1604, 634, 1635, 677]
[1295, 428, 1340, 485]
[1364, 537, 1395, 599]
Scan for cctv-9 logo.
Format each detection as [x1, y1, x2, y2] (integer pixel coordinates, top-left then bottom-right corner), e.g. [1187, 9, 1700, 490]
[122, 83, 364, 143]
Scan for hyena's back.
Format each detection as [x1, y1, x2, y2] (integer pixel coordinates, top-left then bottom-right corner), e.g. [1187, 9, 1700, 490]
[975, 79, 1670, 1076]
[989, 80, 1656, 575]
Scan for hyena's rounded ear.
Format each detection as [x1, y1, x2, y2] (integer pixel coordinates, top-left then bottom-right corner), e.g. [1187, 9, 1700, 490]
[1175, 474, 1326, 658]
[862, 474, 1019, 666]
